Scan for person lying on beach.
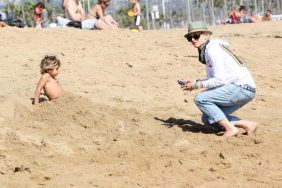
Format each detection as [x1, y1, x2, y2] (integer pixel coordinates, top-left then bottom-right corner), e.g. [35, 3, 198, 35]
[181, 21, 257, 137]
[249, 10, 272, 23]
[261, 9, 272, 21]
[87, 0, 119, 30]
[34, 55, 64, 106]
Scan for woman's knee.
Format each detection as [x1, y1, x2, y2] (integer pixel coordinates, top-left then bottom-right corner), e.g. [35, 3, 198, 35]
[105, 15, 113, 20]
[194, 93, 207, 105]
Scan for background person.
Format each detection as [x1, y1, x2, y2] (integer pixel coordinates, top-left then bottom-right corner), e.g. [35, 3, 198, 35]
[64, 0, 85, 21]
[88, 0, 119, 30]
[0, 12, 7, 27]
[249, 9, 272, 23]
[228, 6, 241, 24]
[40, 4, 49, 28]
[130, 0, 143, 31]
[0, 21, 6, 27]
[34, 2, 44, 28]
[262, 9, 272, 21]
[239, 5, 249, 23]
[181, 21, 257, 137]
[58, 0, 97, 29]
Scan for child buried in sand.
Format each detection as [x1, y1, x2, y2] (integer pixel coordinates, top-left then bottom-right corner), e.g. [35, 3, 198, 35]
[34, 55, 64, 106]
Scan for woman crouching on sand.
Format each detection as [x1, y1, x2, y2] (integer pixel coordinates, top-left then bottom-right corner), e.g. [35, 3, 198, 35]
[180, 21, 257, 137]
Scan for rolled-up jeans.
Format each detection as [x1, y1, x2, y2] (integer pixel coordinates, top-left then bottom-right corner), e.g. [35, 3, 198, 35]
[194, 83, 255, 126]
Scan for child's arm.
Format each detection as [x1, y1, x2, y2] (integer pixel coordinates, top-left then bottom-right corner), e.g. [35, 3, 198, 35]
[133, 3, 141, 16]
[34, 74, 49, 106]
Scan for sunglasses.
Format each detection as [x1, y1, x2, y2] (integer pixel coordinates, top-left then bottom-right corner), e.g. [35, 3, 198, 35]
[187, 32, 202, 42]
[104, 2, 110, 6]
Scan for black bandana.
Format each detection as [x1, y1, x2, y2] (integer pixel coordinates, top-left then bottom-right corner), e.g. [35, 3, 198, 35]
[198, 40, 209, 64]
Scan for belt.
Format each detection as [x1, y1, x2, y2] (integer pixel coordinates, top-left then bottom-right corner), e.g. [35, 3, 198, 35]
[239, 84, 256, 93]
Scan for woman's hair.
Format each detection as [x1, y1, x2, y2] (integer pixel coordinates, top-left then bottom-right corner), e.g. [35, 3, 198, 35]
[98, 0, 110, 4]
[34, 2, 45, 15]
[40, 55, 61, 74]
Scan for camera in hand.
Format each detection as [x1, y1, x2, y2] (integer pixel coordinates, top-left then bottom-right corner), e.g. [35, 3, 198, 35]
[177, 80, 186, 86]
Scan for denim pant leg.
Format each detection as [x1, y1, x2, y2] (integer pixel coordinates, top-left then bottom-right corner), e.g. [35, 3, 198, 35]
[195, 83, 255, 126]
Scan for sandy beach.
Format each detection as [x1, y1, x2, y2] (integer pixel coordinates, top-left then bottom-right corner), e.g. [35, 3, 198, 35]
[0, 21, 282, 187]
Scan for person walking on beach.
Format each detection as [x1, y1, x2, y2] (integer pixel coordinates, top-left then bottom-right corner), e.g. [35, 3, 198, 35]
[181, 21, 257, 137]
[34, 55, 64, 106]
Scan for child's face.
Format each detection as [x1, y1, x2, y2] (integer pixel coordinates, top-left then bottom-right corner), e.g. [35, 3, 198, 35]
[48, 66, 59, 77]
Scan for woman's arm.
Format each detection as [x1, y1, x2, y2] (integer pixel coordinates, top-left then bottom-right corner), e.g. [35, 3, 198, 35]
[96, 4, 105, 19]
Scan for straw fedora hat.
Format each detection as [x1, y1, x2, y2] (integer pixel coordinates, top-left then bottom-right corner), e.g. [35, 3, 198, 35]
[184, 21, 212, 38]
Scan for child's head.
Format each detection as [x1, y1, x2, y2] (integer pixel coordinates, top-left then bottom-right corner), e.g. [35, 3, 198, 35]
[40, 55, 61, 75]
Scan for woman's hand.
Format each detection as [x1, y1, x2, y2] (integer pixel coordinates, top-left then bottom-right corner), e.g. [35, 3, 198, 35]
[181, 79, 193, 91]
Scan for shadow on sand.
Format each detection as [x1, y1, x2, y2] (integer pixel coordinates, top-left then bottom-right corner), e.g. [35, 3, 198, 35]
[154, 117, 223, 135]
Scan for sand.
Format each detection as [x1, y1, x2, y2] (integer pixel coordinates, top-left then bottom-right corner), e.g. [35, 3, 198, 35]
[0, 21, 282, 188]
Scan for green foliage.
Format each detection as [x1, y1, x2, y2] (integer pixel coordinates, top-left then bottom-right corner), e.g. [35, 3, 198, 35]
[115, 4, 134, 28]
[4, 0, 34, 26]
[4, 3, 21, 18]
[24, 1, 36, 27]
[214, 0, 224, 8]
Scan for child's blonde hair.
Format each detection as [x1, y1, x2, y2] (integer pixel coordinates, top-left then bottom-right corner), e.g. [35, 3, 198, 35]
[40, 55, 61, 74]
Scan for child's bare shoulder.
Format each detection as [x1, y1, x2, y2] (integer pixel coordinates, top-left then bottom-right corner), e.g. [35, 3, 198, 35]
[40, 73, 52, 82]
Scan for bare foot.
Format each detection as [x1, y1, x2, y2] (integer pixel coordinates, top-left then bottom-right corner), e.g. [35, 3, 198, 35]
[236, 120, 258, 135]
[218, 119, 239, 137]
[223, 127, 239, 137]
[245, 122, 257, 135]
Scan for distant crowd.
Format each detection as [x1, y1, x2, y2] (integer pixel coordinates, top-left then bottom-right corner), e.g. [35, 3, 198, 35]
[226, 5, 272, 24]
[0, 2, 275, 30]
[0, 0, 143, 31]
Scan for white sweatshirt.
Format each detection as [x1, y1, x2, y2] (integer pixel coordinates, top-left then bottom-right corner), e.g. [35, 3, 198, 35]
[201, 39, 256, 88]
